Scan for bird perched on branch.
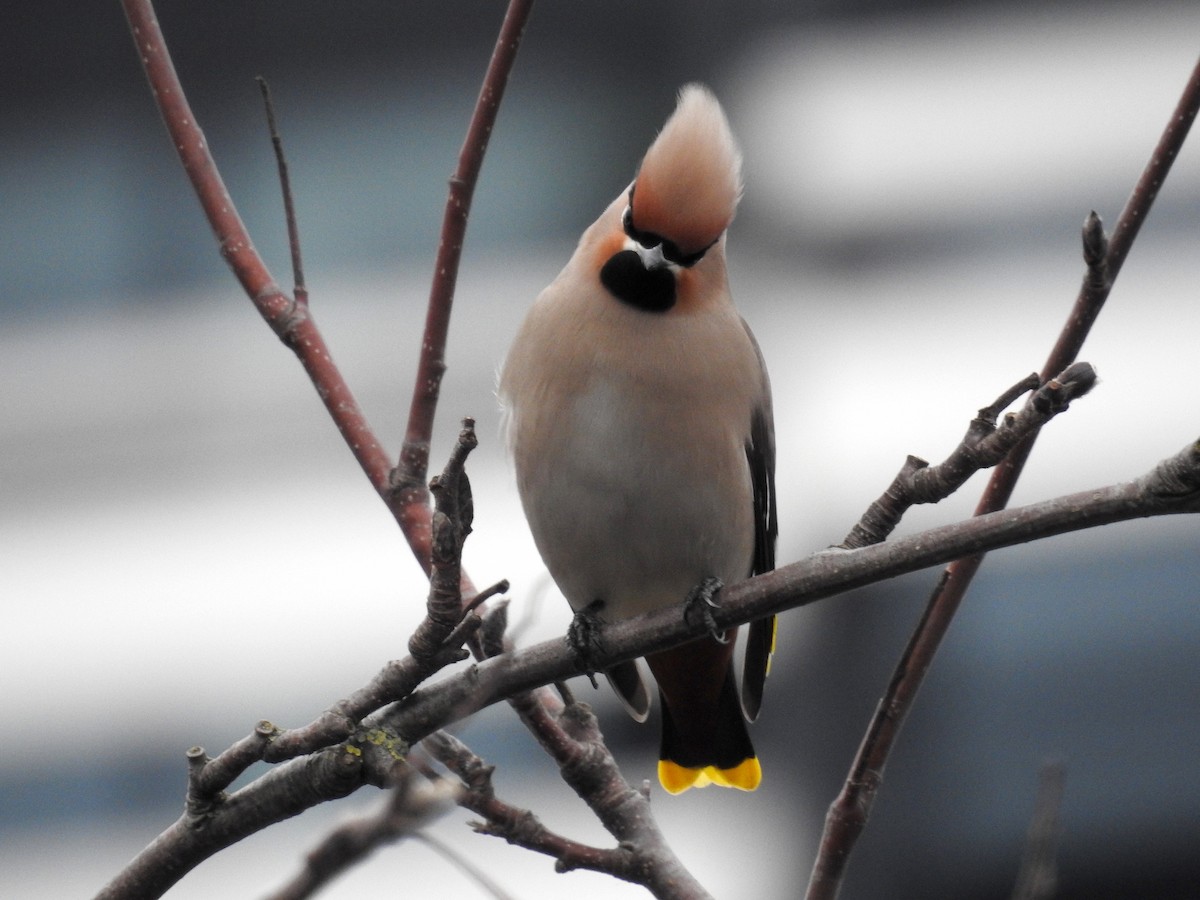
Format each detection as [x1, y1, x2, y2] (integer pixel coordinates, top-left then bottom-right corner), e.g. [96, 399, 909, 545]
[500, 84, 777, 793]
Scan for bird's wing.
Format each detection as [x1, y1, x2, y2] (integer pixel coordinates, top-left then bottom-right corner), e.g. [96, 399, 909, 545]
[740, 320, 778, 722]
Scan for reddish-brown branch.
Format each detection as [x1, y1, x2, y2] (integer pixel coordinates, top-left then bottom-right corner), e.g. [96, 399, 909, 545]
[122, 0, 534, 577]
[121, 0, 397, 503]
[806, 54, 1200, 900]
[391, 0, 535, 571]
[123, 1, 279, 309]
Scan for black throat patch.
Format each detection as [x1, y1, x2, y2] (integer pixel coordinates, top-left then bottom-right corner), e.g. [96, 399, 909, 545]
[599, 250, 676, 312]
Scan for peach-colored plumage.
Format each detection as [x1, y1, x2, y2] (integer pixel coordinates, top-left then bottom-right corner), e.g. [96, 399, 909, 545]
[630, 84, 743, 257]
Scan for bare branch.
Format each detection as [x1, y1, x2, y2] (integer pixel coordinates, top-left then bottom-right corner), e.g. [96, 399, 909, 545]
[391, 0, 535, 567]
[806, 54, 1200, 900]
[260, 649, 470, 764]
[385, 440, 1200, 744]
[186, 721, 279, 806]
[97, 743, 367, 900]
[121, 0, 397, 514]
[410, 419, 480, 661]
[462, 577, 710, 897]
[842, 363, 1097, 549]
[424, 731, 634, 878]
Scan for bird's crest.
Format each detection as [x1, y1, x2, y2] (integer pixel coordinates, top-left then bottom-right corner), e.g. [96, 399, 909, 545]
[629, 84, 743, 259]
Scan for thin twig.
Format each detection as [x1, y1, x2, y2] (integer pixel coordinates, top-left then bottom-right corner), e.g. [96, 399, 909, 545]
[424, 731, 631, 875]
[806, 54, 1200, 900]
[186, 721, 279, 806]
[256, 76, 307, 306]
[183, 641, 473, 800]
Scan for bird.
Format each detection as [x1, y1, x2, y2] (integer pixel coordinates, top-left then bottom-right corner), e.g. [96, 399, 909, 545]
[499, 84, 777, 794]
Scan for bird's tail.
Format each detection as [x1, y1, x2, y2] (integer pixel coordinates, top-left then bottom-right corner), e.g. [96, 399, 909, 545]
[649, 638, 761, 794]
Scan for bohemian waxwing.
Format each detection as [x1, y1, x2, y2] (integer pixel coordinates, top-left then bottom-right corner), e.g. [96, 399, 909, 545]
[499, 84, 777, 793]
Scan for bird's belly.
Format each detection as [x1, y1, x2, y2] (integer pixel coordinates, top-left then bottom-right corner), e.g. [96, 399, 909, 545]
[518, 381, 754, 623]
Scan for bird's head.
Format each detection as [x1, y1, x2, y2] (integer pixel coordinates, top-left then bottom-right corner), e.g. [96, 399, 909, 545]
[597, 84, 743, 313]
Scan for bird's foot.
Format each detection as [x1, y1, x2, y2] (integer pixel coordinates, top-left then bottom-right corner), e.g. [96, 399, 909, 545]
[567, 599, 605, 687]
[683, 576, 728, 644]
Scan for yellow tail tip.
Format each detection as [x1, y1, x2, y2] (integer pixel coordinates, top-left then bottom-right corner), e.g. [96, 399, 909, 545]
[658, 757, 762, 794]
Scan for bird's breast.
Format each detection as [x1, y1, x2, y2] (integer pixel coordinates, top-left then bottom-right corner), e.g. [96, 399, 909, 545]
[509, 329, 756, 622]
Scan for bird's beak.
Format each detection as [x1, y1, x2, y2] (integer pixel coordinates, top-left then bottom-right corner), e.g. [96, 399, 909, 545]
[633, 241, 669, 270]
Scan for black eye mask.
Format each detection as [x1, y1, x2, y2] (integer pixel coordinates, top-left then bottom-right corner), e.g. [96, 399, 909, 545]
[622, 185, 717, 269]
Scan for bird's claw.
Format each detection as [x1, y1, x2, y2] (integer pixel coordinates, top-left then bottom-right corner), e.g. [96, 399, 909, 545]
[684, 576, 728, 644]
[567, 599, 606, 679]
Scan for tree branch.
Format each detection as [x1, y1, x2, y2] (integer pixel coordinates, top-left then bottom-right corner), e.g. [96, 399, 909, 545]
[386, 440, 1200, 741]
[94, 438, 1200, 899]
[457, 579, 711, 897]
[122, 0, 534, 581]
[121, 0, 397, 516]
[256, 76, 308, 306]
[390, 0, 535, 569]
[842, 363, 1097, 549]
[409, 419, 480, 661]
[806, 53, 1200, 899]
[426, 732, 660, 887]
[426, 718, 712, 900]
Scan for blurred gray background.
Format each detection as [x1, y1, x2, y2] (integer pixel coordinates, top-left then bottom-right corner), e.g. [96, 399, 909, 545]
[2, 1, 1198, 898]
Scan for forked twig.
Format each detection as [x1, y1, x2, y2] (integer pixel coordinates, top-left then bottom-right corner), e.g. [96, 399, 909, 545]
[842, 363, 1097, 549]
[425, 718, 712, 900]
[806, 54, 1200, 900]
[122, 0, 533, 577]
[122, 0, 396, 516]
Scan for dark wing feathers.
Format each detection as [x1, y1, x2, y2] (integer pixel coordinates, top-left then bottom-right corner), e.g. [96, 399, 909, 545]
[740, 320, 778, 722]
